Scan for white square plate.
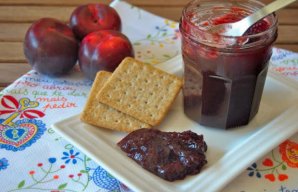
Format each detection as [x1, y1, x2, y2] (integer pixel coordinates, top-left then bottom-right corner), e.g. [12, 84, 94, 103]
[52, 55, 298, 192]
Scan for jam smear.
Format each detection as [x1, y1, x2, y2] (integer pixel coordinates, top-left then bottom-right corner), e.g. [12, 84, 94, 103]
[209, 6, 271, 36]
[117, 128, 207, 181]
[244, 20, 270, 35]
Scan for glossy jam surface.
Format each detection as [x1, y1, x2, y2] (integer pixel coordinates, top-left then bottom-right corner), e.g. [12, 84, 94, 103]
[117, 128, 207, 181]
[180, 2, 277, 128]
[203, 7, 271, 35]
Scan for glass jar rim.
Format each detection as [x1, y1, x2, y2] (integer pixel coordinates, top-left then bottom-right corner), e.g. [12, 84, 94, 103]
[180, 0, 278, 48]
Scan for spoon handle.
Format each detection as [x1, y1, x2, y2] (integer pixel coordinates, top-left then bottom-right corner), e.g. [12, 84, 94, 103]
[240, 0, 296, 32]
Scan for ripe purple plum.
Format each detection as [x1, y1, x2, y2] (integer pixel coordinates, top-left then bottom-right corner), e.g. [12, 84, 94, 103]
[24, 18, 79, 76]
[70, 4, 121, 40]
[79, 30, 134, 80]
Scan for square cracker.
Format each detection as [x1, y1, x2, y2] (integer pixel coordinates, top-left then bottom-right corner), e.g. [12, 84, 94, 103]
[96, 57, 183, 126]
[80, 71, 151, 132]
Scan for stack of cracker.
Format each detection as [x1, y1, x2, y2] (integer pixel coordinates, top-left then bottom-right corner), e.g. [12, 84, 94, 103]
[81, 57, 183, 132]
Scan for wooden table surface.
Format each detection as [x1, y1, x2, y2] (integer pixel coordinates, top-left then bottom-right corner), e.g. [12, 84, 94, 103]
[0, 0, 298, 91]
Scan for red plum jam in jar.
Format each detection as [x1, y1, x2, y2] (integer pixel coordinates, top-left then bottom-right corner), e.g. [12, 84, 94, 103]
[180, 0, 278, 129]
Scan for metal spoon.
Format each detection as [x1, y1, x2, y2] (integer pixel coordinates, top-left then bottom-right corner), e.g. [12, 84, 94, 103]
[209, 0, 296, 36]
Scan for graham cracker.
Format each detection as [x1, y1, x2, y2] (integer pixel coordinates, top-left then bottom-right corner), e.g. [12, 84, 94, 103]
[80, 71, 151, 132]
[96, 57, 183, 126]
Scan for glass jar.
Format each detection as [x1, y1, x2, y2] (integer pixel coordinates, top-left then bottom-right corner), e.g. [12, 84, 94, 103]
[180, 0, 278, 129]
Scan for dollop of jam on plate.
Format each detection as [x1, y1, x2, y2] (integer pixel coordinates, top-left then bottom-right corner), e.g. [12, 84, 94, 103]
[117, 128, 207, 181]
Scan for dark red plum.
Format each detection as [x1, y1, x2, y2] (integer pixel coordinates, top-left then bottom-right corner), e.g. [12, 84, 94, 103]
[24, 18, 79, 76]
[79, 30, 134, 80]
[70, 4, 121, 40]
